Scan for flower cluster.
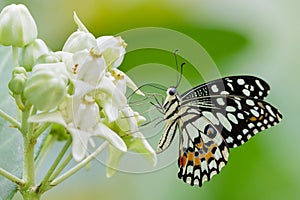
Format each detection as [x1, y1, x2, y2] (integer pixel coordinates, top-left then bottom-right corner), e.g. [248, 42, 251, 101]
[0, 5, 156, 177]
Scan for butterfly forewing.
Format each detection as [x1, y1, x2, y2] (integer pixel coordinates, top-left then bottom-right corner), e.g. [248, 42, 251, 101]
[181, 95, 282, 148]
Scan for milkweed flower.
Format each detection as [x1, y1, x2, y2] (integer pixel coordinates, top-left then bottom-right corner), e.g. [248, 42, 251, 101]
[29, 13, 156, 172]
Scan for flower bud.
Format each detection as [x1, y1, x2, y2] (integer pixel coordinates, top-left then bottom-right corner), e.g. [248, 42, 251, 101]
[50, 123, 69, 141]
[0, 4, 37, 47]
[62, 31, 97, 53]
[97, 36, 126, 69]
[24, 63, 69, 111]
[20, 39, 49, 71]
[35, 52, 60, 65]
[8, 66, 27, 94]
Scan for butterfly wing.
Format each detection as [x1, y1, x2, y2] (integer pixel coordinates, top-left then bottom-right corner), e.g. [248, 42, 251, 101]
[181, 75, 270, 100]
[181, 84, 282, 148]
[177, 107, 229, 186]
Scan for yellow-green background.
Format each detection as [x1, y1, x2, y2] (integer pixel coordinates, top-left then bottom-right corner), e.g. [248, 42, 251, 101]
[1, 0, 299, 199]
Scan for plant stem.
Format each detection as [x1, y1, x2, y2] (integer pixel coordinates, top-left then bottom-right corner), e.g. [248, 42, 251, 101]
[35, 134, 55, 172]
[0, 168, 24, 186]
[32, 122, 51, 138]
[50, 141, 108, 187]
[20, 105, 39, 199]
[49, 153, 72, 181]
[38, 138, 71, 193]
[0, 108, 21, 129]
[12, 46, 19, 68]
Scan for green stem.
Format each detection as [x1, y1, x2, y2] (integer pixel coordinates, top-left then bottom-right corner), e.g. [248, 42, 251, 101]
[22, 136, 36, 190]
[32, 122, 51, 139]
[0, 167, 24, 186]
[49, 153, 73, 182]
[0, 108, 21, 129]
[20, 104, 38, 198]
[35, 134, 55, 172]
[12, 46, 19, 68]
[38, 138, 71, 193]
[50, 141, 108, 187]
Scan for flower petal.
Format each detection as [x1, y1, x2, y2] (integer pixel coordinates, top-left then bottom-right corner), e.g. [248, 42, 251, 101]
[125, 132, 157, 167]
[112, 69, 144, 96]
[106, 144, 124, 178]
[68, 127, 90, 162]
[93, 123, 127, 152]
[28, 111, 67, 127]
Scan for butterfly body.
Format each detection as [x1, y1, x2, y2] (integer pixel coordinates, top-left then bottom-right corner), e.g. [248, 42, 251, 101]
[156, 76, 282, 186]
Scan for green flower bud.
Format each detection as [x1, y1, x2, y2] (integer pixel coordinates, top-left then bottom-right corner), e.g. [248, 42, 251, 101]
[0, 4, 37, 47]
[35, 53, 60, 65]
[62, 31, 97, 53]
[50, 123, 69, 141]
[20, 39, 49, 71]
[8, 66, 27, 94]
[24, 63, 69, 111]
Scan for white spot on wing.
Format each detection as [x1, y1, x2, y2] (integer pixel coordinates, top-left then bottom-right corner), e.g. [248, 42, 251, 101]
[226, 136, 234, 143]
[246, 99, 255, 106]
[211, 84, 219, 93]
[238, 113, 244, 119]
[255, 79, 264, 90]
[220, 91, 229, 95]
[266, 105, 276, 117]
[226, 106, 236, 112]
[216, 112, 232, 131]
[202, 175, 208, 184]
[243, 129, 248, 134]
[217, 98, 225, 105]
[210, 171, 217, 179]
[227, 113, 238, 124]
[227, 83, 234, 91]
[202, 111, 220, 125]
[237, 79, 245, 85]
[248, 123, 255, 129]
[251, 109, 260, 117]
[209, 160, 217, 170]
[243, 89, 250, 96]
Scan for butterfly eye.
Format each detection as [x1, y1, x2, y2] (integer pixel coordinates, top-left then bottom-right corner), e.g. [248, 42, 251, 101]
[168, 87, 176, 96]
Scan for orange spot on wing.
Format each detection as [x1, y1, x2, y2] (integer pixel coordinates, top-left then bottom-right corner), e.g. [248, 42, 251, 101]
[182, 155, 187, 166]
[187, 151, 194, 161]
[194, 156, 200, 166]
[205, 151, 214, 161]
[249, 116, 257, 122]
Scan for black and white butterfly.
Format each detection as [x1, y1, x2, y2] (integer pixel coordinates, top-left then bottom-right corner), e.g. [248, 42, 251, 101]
[156, 75, 282, 187]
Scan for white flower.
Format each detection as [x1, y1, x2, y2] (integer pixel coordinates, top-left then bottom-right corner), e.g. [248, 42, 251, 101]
[29, 13, 156, 171]
[97, 36, 126, 69]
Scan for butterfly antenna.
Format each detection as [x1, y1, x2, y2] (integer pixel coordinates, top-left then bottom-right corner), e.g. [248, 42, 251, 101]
[127, 83, 167, 99]
[174, 49, 180, 86]
[176, 62, 185, 88]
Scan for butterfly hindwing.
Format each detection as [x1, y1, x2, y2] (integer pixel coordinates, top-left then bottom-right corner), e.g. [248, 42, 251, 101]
[177, 107, 229, 186]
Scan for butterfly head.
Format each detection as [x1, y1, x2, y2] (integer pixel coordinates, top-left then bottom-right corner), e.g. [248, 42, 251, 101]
[167, 87, 177, 96]
[163, 87, 180, 114]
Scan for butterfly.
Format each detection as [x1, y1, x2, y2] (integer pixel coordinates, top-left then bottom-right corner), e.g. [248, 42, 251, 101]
[156, 75, 282, 186]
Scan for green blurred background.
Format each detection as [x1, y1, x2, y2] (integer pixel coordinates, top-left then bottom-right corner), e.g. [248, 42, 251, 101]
[1, 0, 299, 199]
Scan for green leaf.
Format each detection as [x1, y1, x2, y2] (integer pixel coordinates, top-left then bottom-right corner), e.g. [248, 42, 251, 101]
[0, 45, 22, 200]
